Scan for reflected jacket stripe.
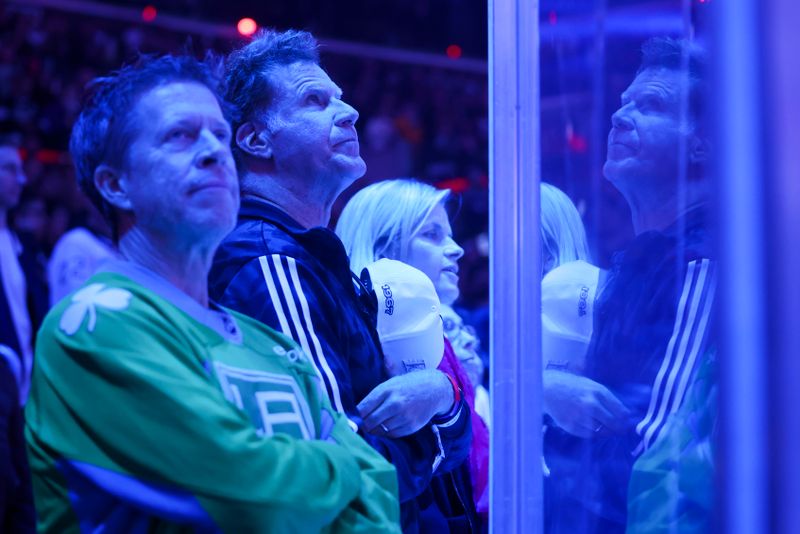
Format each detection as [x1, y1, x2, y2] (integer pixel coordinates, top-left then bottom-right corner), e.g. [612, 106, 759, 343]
[635, 259, 716, 451]
[258, 254, 345, 415]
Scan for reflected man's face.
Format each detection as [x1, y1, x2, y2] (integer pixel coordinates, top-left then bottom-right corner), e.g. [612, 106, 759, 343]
[603, 67, 695, 197]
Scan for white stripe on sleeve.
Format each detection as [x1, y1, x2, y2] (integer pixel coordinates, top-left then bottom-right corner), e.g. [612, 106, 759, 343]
[635, 261, 699, 437]
[285, 256, 345, 415]
[642, 259, 715, 448]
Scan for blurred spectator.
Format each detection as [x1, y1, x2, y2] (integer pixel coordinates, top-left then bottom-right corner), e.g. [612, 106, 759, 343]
[0, 134, 48, 404]
[47, 195, 117, 305]
[0, 134, 38, 532]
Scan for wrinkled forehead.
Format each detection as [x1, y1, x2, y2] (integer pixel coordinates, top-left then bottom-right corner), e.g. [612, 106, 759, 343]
[267, 62, 339, 103]
[123, 81, 226, 147]
[134, 81, 223, 122]
[626, 67, 690, 100]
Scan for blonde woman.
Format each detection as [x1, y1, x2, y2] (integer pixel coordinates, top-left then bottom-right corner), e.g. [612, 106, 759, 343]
[337, 178, 489, 523]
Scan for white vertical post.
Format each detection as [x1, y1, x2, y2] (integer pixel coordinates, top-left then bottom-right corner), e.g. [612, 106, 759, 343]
[488, 0, 542, 532]
[714, 0, 768, 532]
[761, 0, 800, 532]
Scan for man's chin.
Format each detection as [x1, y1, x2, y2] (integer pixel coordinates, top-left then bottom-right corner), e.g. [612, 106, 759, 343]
[348, 157, 367, 180]
[335, 158, 367, 187]
[602, 161, 626, 186]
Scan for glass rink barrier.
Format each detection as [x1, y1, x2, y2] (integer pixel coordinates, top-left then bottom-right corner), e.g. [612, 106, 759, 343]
[489, 0, 799, 533]
[1, 0, 797, 531]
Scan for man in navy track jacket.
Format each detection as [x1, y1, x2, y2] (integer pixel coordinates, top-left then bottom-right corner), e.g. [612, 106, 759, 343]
[209, 29, 472, 533]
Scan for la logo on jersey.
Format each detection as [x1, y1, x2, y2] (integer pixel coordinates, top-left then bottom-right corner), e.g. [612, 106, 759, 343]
[213, 362, 314, 440]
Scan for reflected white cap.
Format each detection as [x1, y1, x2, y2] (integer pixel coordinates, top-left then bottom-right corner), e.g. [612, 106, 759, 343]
[365, 259, 444, 376]
[541, 260, 600, 373]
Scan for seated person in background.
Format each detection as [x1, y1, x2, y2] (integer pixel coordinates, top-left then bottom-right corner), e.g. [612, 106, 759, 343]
[0, 134, 36, 531]
[47, 201, 117, 306]
[0, 134, 48, 405]
[440, 305, 489, 427]
[337, 178, 489, 527]
[26, 53, 400, 533]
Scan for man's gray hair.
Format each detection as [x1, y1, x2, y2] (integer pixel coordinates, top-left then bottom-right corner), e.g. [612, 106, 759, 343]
[638, 37, 707, 129]
[225, 29, 319, 167]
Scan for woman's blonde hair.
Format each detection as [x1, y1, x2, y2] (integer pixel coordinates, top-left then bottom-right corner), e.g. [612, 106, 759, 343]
[336, 179, 450, 274]
[540, 182, 591, 273]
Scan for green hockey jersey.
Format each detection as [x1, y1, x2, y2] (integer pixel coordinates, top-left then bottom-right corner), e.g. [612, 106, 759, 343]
[26, 261, 400, 533]
[626, 348, 717, 534]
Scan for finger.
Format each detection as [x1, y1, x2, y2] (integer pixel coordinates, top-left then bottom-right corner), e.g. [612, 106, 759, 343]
[381, 413, 417, 438]
[356, 383, 391, 420]
[361, 398, 401, 433]
[595, 391, 632, 432]
[596, 387, 630, 418]
[564, 418, 597, 439]
[552, 409, 598, 438]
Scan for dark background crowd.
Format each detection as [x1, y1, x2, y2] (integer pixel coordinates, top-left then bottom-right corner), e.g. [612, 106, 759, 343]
[0, 0, 707, 323]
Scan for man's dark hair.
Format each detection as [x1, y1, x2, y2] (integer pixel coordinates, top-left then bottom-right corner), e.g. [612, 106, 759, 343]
[638, 37, 707, 129]
[225, 29, 319, 167]
[69, 54, 229, 233]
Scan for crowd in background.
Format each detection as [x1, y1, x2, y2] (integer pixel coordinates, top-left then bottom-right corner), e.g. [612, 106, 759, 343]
[0, 0, 719, 530]
[0, 4, 491, 310]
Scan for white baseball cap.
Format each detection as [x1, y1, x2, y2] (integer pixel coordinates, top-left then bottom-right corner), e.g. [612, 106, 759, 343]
[541, 260, 600, 373]
[364, 259, 444, 376]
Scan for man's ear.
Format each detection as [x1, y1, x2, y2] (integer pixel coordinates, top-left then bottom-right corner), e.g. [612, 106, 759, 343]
[236, 122, 272, 159]
[93, 164, 133, 211]
[689, 133, 710, 165]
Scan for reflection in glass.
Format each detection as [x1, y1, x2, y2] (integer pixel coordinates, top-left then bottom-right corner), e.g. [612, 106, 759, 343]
[540, 8, 716, 532]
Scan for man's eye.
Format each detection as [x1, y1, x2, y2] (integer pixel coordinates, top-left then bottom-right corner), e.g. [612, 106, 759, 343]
[214, 130, 230, 141]
[639, 97, 663, 111]
[168, 129, 191, 141]
[306, 93, 324, 105]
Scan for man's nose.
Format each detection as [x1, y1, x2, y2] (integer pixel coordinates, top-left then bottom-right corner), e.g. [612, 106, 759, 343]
[334, 99, 359, 128]
[610, 105, 634, 130]
[197, 130, 230, 167]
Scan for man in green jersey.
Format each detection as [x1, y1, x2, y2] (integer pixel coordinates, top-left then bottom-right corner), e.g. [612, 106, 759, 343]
[25, 53, 400, 532]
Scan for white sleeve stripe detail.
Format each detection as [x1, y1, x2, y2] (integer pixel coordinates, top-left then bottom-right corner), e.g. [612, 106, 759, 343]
[659, 269, 717, 430]
[260, 255, 328, 396]
[645, 260, 709, 435]
[284, 257, 346, 415]
[635, 260, 699, 436]
[270, 256, 318, 367]
[642, 260, 715, 448]
[258, 256, 293, 338]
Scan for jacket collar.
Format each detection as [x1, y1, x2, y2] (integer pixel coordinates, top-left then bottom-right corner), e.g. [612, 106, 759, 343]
[238, 195, 310, 236]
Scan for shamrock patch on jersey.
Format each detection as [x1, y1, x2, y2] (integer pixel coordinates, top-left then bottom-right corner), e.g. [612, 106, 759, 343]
[59, 283, 133, 335]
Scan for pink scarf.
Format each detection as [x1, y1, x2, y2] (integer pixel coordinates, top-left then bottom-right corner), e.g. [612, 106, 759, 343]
[439, 338, 490, 515]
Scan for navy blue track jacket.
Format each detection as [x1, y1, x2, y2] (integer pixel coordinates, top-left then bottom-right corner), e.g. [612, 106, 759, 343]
[545, 205, 716, 533]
